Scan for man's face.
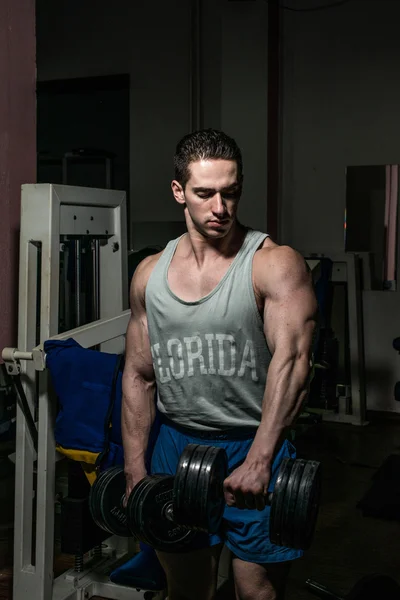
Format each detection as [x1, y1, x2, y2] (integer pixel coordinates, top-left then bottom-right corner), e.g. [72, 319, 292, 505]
[172, 159, 242, 238]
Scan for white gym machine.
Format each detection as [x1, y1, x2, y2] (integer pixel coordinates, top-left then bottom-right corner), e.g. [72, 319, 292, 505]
[1, 184, 166, 600]
[301, 252, 367, 427]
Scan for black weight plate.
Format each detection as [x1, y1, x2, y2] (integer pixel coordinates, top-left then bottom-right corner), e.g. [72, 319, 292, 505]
[173, 444, 200, 526]
[98, 467, 130, 537]
[269, 458, 294, 547]
[95, 468, 119, 533]
[195, 446, 227, 533]
[127, 475, 164, 541]
[136, 476, 196, 552]
[128, 477, 157, 543]
[280, 459, 306, 549]
[183, 445, 211, 529]
[194, 447, 217, 532]
[293, 460, 321, 550]
[188, 446, 215, 532]
[89, 470, 108, 530]
[90, 468, 119, 532]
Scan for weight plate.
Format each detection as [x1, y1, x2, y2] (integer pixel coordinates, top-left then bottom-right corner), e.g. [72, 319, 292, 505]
[280, 459, 306, 549]
[134, 475, 196, 552]
[269, 458, 294, 547]
[90, 468, 120, 532]
[128, 474, 166, 543]
[173, 444, 200, 526]
[94, 470, 113, 530]
[183, 445, 211, 529]
[293, 460, 321, 550]
[89, 470, 107, 530]
[195, 446, 228, 534]
[98, 467, 130, 537]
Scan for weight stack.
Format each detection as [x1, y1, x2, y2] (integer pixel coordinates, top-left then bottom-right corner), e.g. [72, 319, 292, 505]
[61, 496, 108, 555]
[60, 461, 109, 555]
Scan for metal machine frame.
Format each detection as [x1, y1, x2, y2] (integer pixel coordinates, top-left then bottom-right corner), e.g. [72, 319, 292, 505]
[302, 252, 367, 426]
[2, 184, 151, 600]
[4, 309, 163, 600]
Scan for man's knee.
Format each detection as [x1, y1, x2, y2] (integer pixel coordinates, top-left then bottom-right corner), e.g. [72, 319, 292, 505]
[157, 544, 223, 600]
[233, 557, 291, 600]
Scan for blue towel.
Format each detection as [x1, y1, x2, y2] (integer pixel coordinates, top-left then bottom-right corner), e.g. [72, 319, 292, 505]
[45, 338, 123, 465]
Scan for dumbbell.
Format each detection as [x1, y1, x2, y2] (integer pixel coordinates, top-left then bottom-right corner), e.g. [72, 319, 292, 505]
[89, 443, 321, 553]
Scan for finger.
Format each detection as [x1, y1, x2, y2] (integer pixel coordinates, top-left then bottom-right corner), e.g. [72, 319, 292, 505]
[255, 494, 267, 511]
[244, 492, 256, 510]
[224, 489, 236, 506]
[233, 490, 246, 510]
[123, 489, 131, 509]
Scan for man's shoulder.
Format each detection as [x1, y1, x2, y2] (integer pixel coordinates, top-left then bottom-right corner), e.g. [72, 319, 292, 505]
[253, 243, 309, 295]
[255, 241, 303, 263]
[129, 251, 163, 306]
[134, 251, 164, 287]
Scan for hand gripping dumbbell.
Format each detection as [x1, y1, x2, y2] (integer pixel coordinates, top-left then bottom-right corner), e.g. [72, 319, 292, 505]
[89, 444, 321, 553]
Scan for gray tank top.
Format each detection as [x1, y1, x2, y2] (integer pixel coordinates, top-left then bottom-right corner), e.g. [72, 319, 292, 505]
[145, 229, 272, 431]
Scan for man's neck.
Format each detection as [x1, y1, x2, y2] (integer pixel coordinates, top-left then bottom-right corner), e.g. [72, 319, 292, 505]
[182, 221, 247, 267]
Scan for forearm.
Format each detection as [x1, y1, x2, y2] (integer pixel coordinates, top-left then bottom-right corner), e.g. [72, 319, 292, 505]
[247, 352, 311, 465]
[121, 370, 156, 475]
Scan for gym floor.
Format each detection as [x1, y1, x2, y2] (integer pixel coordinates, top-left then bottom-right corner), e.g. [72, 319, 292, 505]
[1, 416, 400, 600]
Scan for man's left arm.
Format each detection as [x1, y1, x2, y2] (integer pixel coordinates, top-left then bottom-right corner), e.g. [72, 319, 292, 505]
[224, 246, 318, 510]
[248, 246, 317, 463]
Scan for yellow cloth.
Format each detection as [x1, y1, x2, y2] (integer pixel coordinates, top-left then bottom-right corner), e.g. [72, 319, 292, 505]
[56, 444, 99, 485]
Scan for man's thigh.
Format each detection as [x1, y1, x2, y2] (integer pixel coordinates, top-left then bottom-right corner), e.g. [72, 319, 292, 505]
[156, 544, 224, 600]
[233, 557, 291, 600]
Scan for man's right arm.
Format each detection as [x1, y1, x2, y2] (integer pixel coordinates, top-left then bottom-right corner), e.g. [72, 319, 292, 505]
[121, 255, 159, 497]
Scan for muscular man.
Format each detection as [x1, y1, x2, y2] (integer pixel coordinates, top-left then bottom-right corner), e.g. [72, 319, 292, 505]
[122, 129, 317, 600]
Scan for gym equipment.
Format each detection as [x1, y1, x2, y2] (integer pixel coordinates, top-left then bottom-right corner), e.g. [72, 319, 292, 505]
[89, 443, 321, 553]
[306, 574, 400, 600]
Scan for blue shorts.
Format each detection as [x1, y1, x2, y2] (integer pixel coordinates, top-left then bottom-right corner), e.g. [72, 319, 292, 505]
[150, 419, 303, 564]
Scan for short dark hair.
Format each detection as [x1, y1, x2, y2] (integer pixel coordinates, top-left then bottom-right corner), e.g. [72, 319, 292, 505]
[174, 129, 243, 188]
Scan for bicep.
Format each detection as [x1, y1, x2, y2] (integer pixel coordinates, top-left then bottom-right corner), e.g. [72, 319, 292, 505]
[263, 261, 317, 358]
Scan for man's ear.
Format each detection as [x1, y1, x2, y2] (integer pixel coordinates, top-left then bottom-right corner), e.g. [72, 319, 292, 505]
[171, 180, 185, 205]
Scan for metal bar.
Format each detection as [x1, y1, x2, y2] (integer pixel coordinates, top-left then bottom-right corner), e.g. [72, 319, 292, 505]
[92, 239, 100, 321]
[46, 310, 130, 350]
[12, 376, 38, 453]
[74, 239, 82, 327]
[386, 165, 398, 285]
[14, 238, 38, 590]
[63, 243, 71, 331]
[300, 251, 367, 426]
[306, 579, 344, 600]
[2, 311, 129, 372]
[2, 348, 33, 361]
[35, 370, 57, 598]
[346, 253, 367, 425]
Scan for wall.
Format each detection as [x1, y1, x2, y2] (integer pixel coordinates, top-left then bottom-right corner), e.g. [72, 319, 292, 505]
[36, 0, 269, 233]
[37, 0, 192, 227]
[221, 1, 269, 231]
[282, 0, 400, 412]
[0, 0, 36, 352]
